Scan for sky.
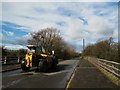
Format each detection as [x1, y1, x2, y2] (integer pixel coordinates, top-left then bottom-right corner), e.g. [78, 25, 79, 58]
[0, 0, 119, 52]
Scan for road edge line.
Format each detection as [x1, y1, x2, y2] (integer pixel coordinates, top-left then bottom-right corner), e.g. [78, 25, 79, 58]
[65, 60, 80, 89]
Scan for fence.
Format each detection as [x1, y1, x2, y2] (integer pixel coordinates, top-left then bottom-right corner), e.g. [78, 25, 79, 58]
[85, 56, 120, 79]
[1, 56, 24, 65]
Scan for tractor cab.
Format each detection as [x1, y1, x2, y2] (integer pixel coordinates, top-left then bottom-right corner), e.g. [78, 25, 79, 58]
[26, 45, 45, 53]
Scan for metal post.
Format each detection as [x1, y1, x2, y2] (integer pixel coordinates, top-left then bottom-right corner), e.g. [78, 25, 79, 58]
[82, 39, 85, 59]
[18, 57, 20, 63]
[83, 39, 85, 52]
[4, 56, 7, 64]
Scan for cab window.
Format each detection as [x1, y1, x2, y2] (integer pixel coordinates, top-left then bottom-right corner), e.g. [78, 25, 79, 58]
[35, 47, 42, 53]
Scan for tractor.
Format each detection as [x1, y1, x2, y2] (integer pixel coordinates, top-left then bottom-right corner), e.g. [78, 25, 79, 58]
[21, 45, 58, 72]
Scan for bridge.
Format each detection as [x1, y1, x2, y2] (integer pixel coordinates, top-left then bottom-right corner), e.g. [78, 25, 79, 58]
[1, 57, 120, 89]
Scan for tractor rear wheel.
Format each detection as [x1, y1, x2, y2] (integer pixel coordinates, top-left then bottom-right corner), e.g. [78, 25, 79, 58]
[38, 60, 48, 72]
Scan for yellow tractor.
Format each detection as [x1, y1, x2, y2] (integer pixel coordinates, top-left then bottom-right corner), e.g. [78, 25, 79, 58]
[21, 45, 58, 72]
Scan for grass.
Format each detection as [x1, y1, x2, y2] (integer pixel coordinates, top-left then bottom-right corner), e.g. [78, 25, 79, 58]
[98, 66, 120, 86]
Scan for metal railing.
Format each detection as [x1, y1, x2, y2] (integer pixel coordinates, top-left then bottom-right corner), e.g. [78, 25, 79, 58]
[85, 56, 120, 79]
[1, 56, 24, 65]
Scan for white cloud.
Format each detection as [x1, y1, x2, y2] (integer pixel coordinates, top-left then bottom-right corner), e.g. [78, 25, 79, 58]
[2, 2, 118, 51]
[7, 32, 14, 36]
[13, 33, 32, 45]
[6, 32, 13, 36]
[1, 0, 120, 2]
[2, 30, 14, 36]
[5, 45, 28, 50]
[0, 33, 10, 44]
[0, 33, 2, 41]
[1, 32, 32, 45]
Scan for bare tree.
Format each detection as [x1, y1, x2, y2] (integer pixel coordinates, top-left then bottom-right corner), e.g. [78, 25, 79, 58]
[28, 27, 78, 59]
[28, 28, 61, 52]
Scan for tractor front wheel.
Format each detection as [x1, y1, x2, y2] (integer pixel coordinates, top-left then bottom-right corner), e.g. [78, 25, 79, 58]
[21, 63, 30, 71]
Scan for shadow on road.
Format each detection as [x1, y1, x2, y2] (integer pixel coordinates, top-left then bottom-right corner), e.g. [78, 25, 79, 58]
[49, 64, 70, 73]
[34, 64, 70, 73]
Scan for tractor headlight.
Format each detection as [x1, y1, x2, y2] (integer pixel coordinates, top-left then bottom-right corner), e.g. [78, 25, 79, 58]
[22, 60, 25, 63]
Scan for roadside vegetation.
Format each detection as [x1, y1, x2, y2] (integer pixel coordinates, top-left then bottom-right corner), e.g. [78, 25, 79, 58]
[1, 46, 27, 58]
[83, 37, 119, 63]
[1, 27, 80, 60]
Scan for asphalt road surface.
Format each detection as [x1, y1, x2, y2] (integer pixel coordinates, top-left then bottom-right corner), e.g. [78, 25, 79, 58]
[2, 59, 79, 89]
[2, 64, 21, 72]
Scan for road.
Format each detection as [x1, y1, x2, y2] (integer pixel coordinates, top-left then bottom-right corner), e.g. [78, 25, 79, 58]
[2, 64, 21, 72]
[2, 59, 79, 89]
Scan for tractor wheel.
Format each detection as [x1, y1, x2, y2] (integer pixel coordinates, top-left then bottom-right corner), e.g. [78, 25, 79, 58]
[21, 63, 30, 71]
[38, 60, 48, 72]
[51, 58, 58, 68]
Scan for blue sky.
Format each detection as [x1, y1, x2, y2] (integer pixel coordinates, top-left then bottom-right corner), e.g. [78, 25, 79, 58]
[0, 0, 119, 52]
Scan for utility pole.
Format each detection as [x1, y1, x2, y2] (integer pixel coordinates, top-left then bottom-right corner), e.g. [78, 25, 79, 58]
[81, 39, 85, 59]
[83, 39, 85, 52]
